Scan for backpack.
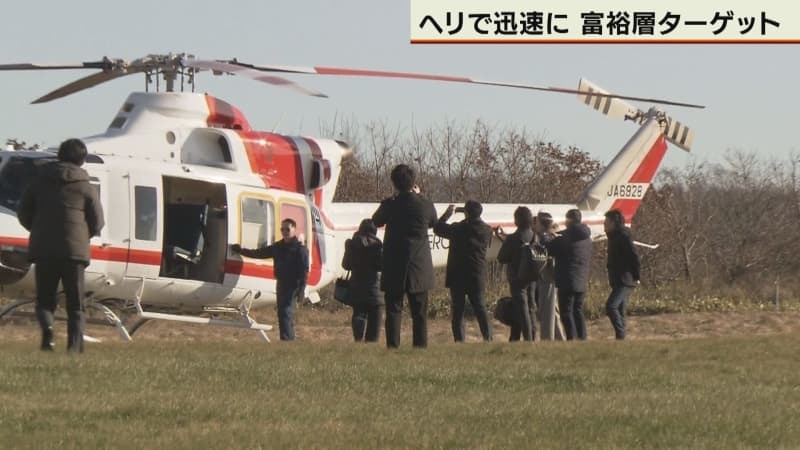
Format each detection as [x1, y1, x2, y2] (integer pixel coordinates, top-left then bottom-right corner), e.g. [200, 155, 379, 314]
[516, 242, 548, 283]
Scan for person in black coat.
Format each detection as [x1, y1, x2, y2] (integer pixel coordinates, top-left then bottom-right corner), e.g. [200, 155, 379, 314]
[17, 138, 105, 352]
[231, 218, 309, 341]
[342, 219, 384, 342]
[433, 200, 493, 342]
[604, 209, 641, 340]
[372, 164, 438, 348]
[496, 206, 536, 342]
[547, 209, 593, 340]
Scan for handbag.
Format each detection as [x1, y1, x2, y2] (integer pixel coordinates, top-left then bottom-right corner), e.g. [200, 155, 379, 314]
[333, 272, 352, 305]
[493, 296, 516, 326]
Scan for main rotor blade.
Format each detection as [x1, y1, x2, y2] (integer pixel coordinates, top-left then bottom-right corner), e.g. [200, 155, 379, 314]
[32, 70, 132, 104]
[184, 60, 327, 98]
[211, 60, 705, 109]
[0, 61, 112, 71]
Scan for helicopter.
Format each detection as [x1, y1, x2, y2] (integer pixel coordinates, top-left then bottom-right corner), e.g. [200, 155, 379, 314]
[0, 53, 702, 342]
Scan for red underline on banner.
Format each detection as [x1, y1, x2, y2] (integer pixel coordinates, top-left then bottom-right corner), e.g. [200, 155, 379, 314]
[411, 39, 800, 44]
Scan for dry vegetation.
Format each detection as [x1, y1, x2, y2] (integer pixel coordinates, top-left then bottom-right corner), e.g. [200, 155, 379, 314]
[325, 118, 800, 313]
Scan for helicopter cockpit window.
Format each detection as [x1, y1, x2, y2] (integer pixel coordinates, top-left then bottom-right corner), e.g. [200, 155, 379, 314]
[0, 156, 52, 212]
[134, 186, 158, 241]
[240, 197, 274, 249]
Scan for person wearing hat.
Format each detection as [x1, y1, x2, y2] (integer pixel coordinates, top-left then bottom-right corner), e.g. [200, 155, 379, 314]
[434, 200, 493, 342]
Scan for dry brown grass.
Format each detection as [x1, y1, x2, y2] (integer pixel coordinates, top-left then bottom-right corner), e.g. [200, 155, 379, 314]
[2, 306, 798, 345]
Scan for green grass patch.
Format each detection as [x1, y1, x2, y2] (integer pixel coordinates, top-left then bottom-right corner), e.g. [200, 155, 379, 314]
[1, 335, 799, 449]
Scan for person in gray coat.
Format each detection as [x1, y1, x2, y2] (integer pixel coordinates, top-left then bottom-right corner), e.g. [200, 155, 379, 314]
[547, 209, 593, 340]
[372, 164, 437, 348]
[534, 212, 565, 341]
[342, 219, 384, 342]
[17, 139, 105, 352]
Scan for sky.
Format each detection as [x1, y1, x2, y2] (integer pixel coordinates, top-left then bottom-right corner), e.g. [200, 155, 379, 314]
[0, 0, 798, 170]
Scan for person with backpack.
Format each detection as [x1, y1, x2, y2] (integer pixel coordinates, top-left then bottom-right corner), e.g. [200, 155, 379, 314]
[341, 219, 384, 342]
[496, 206, 536, 342]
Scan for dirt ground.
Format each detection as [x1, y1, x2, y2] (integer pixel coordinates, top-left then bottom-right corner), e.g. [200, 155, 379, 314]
[1, 306, 798, 344]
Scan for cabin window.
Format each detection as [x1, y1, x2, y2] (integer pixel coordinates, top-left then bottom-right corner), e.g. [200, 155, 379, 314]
[280, 203, 309, 246]
[240, 197, 274, 249]
[134, 186, 157, 241]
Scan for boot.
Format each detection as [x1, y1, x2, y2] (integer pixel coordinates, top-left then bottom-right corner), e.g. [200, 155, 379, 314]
[40, 326, 54, 351]
[67, 315, 85, 353]
[36, 307, 55, 351]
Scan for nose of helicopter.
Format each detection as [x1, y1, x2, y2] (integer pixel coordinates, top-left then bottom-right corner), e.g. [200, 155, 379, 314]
[0, 208, 31, 285]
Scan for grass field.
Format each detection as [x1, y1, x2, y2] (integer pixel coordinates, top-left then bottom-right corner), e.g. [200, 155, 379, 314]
[1, 332, 799, 449]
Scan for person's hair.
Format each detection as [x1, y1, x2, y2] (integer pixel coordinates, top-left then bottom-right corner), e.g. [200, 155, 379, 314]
[390, 164, 415, 192]
[604, 209, 625, 229]
[57, 138, 88, 165]
[358, 218, 377, 235]
[514, 206, 533, 229]
[281, 218, 297, 229]
[537, 211, 553, 230]
[566, 209, 582, 224]
[465, 200, 482, 219]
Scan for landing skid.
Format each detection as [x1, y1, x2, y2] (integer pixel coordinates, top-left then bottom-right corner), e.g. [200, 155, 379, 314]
[0, 283, 273, 343]
[130, 279, 272, 342]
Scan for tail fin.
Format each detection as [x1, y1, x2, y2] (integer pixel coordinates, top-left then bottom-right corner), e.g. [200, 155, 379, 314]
[577, 117, 666, 223]
[576, 79, 695, 222]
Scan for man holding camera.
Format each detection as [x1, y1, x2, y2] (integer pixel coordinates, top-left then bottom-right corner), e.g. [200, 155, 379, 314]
[434, 200, 493, 342]
[372, 164, 437, 348]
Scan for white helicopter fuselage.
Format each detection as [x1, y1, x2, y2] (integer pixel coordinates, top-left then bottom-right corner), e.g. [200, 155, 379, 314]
[0, 85, 685, 323]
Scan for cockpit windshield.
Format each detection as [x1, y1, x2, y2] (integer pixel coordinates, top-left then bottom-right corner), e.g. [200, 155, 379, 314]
[0, 155, 55, 212]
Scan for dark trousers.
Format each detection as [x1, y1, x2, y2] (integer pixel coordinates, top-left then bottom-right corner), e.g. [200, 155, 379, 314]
[385, 290, 428, 348]
[450, 287, 492, 342]
[352, 304, 383, 342]
[606, 286, 632, 340]
[509, 281, 535, 342]
[34, 259, 86, 352]
[558, 290, 587, 340]
[276, 283, 301, 341]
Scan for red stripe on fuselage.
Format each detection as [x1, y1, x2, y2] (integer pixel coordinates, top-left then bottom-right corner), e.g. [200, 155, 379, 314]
[0, 236, 319, 284]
